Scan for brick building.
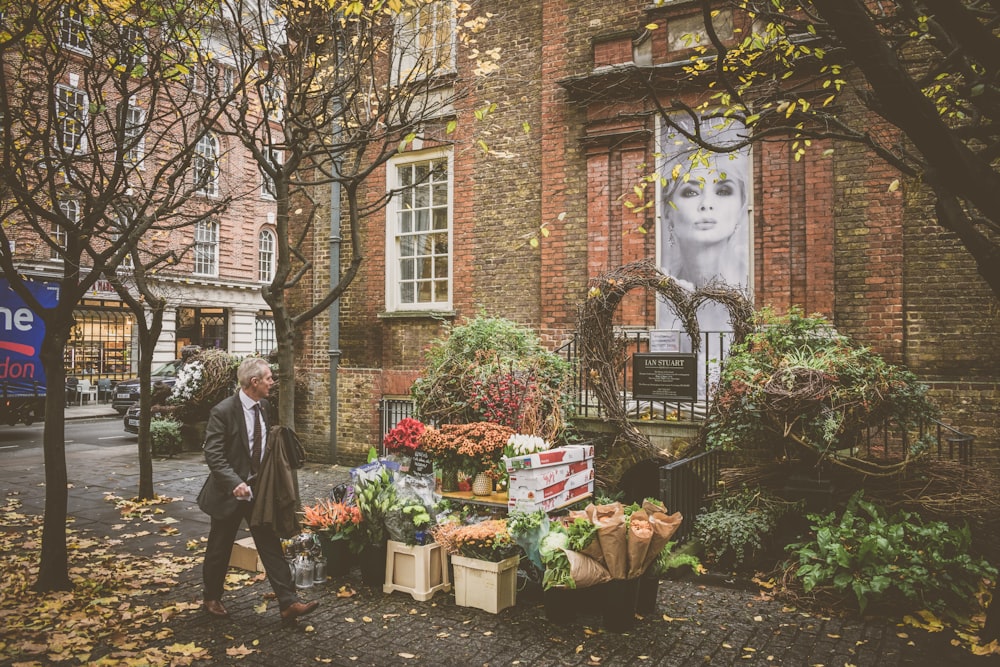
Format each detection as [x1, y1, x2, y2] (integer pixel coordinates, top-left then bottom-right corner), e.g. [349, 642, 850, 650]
[1, 5, 279, 390]
[292, 1, 999, 466]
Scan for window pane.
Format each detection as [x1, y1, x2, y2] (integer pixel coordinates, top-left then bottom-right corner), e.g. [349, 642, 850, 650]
[399, 210, 412, 234]
[432, 208, 447, 230]
[399, 235, 415, 258]
[432, 183, 448, 207]
[433, 279, 447, 300]
[433, 233, 448, 255]
[416, 280, 432, 302]
[434, 255, 447, 278]
[400, 282, 414, 304]
[400, 257, 414, 280]
[415, 209, 430, 232]
[414, 183, 429, 208]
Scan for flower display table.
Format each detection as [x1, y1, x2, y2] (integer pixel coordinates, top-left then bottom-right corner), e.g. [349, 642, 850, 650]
[383, 540, 450, 601]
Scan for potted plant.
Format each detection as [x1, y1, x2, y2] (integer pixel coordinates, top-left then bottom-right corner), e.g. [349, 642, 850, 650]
[300, 498, 363, 577]
[382, 417, 425, 473]
[382, 496, 449, 600]
[167, 349, 239, 449]
[149, 416, 183, 457]
[351, 461, 397, 586]
[419, 422, 514, 494]
[432, 519, 521, 613]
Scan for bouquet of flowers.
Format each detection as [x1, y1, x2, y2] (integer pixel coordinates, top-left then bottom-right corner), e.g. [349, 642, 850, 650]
[300, 498, 362, 543]
[432, 518, 520, 563]
[383, 417, 425, 455]
[420, 422, 514, 482]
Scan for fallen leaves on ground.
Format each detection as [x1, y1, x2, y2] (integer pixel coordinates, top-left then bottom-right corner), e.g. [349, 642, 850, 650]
[0, 497, 205, 665]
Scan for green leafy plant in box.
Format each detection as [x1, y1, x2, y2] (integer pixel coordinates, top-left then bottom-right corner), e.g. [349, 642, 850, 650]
[693, 486, 800, 571]
[149, 417, 182, 456]
[788, 491, 996, 616]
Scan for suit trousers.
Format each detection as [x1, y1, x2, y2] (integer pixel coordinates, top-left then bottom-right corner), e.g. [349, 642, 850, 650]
[203, 499, 297, 610]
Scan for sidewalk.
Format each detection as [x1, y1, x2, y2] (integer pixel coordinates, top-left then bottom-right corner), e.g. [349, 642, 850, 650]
[2, 431, 996, 666]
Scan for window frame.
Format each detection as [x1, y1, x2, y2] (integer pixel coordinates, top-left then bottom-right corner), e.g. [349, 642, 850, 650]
[53, 199, 77, 260]
[392, 0, 456, 84]
[258, 227, 275, 283]
[385, 148, 453, 312]
[59, 4, 91, 54]
[193, 219, 219, 277]
[260, 148, 282, 200]
[193, 132, 220, 197]
[56, 84, 88, 154]
[124, 103, 145, 166]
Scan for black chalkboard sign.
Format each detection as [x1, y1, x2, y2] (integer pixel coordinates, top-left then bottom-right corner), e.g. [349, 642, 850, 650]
[632, 353, 697, 401]
[411, 448, 434, 475]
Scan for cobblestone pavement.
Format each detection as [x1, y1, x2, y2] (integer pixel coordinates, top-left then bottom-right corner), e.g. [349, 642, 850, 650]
[2, 415, 997, 666]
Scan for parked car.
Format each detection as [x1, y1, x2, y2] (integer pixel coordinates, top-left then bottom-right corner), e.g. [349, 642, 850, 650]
[112, 359, 184, 414]
[123, 402, 167, 434]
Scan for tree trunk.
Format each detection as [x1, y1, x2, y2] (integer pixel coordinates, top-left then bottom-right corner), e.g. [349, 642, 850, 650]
[34, 332, 71, 592]
[135, 308, 165, 500]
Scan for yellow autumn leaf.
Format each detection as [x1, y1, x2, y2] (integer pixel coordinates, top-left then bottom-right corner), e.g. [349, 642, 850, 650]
[888, 179, 900, 193]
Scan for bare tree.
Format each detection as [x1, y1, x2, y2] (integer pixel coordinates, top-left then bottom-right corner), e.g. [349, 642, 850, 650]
[0, 0, 233, 590]
[200, 0, 499, 427]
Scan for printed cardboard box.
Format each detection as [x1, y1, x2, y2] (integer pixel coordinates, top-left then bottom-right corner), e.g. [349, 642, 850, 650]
[503, 443, 595, 472]
[508, 466, 595, 502]
[507, 459, 593, 491]
[507, 479, 594, 512]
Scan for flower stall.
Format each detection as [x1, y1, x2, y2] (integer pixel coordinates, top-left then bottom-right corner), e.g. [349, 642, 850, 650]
[277, 416, 684, 632]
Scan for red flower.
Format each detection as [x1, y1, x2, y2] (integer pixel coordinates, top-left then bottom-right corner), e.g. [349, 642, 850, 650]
[383, 417, 426, 453]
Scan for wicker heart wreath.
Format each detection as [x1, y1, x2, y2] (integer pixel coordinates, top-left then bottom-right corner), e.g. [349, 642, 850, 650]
[576, 260, 754, 466]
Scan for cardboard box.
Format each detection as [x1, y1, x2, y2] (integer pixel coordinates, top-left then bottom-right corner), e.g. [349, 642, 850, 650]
[502, 444, 595, 472]
[507, 479, 594, 512]
[229, 536, 265, 572]
[508, 466, 595, 502]
[508, 459, 593, 491]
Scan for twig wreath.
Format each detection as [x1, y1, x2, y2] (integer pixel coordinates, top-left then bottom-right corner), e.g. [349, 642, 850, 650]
[576, 260, 754, 460]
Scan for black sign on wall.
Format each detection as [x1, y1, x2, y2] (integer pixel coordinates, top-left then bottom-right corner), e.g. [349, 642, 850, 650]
[632, 353, 697, 401]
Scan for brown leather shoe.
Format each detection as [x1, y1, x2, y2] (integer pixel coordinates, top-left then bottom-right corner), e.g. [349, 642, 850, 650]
[280, 600, 319, 624]
[204, 599, 229, 618]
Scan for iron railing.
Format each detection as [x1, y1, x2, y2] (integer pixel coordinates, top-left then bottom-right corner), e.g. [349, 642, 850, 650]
[658, 450, 721, 542]
[556, 329, 733, 422]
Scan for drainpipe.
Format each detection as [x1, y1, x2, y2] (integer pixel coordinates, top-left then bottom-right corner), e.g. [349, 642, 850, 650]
[329, 176, 342, 463]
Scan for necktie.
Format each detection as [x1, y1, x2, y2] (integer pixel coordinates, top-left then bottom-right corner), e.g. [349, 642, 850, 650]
[251, 403, 262, 474]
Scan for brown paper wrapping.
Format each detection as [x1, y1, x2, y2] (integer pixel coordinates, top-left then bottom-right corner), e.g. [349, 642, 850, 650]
[565, 549, 612, 588]
[639, 510, 684, 574]
[592, 502, 627, 579]
[563, 509, 605, 564]
[626, 509, 653, 579]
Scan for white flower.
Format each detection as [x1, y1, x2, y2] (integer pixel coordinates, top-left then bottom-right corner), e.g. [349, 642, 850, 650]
[505, 433, 549, 456]
[170, 360, 204, 404]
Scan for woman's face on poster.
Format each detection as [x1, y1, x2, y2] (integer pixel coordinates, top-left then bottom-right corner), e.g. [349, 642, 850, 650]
[667, 166, 744, 247]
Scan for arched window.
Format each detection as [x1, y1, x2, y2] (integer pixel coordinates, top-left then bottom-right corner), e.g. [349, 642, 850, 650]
[258, 228, 275, 283]
[194, 132, 219, 196]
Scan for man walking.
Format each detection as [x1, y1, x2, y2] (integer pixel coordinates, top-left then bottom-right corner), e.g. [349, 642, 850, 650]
[197, 356, 318, 624]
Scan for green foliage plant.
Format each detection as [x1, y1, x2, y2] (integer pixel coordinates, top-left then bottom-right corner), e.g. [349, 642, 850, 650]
[149, 417, 182, 457]
[411, 314, 572, 441]
[705, 307, 938, 469]
[788, 491, 997, 616]
[693, 486, 799, 571]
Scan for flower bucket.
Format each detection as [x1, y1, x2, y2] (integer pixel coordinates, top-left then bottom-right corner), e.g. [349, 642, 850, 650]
[320, 537, 354, 578]
[451, 554, 518, 614]
[635, 570, 659, 615]
[359, 542, 388, 587]
[601, 578, 641, 632]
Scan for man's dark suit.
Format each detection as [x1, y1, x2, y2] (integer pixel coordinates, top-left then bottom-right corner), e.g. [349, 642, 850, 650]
[197, 392, 297, 610]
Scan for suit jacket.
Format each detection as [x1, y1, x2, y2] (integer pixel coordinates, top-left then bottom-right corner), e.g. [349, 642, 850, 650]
[197, 393, 272, 520]
[250, 425, 306, 538]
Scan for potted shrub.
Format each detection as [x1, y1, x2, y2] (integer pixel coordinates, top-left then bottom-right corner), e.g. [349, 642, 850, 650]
[300, 498, 362, 577]
[433, 519, 521, 613]
[149, 417, 183, 457]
